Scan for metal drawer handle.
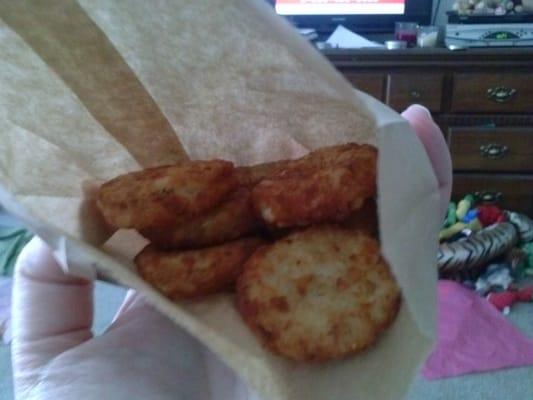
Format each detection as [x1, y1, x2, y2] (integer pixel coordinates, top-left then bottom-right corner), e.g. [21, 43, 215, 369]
[410, 90, 421, 100]
[475, 191, 503, 203]
[487, 87, 517, 103]
[480, 143, 509, 159]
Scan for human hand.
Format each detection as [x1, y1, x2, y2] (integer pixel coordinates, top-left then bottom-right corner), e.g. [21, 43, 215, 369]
[402, 104, 452, 217]
[11, 104, 451, 400]
[11, 237, 248, 400]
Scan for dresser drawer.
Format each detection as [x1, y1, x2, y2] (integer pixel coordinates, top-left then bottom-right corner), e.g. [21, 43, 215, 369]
[344, 73, 385, 101]
[452, 174, 533, 216]
[451, 73, 533, 113]
[386, 73, 443, 112]
[449, 127, 533, 173]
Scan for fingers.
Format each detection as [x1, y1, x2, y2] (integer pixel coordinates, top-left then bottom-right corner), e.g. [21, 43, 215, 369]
[107, 292, 258, 400]
[73, 292, 211, 399]
[12, 237, 93, 396]
[402, 105, 453, 218]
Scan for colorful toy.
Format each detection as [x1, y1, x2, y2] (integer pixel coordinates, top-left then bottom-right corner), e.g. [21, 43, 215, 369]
[439, 222, 467, 241]
[519, 243, 533, 276]
[438, 206, 533, 281]
[506, 211, 533, 243]
[445, 202, 457, 228]
[487, 286, 533, 314]
[475, 263, 513, 295]
[438, 222, 519, 280]
[439, 218, 482, 241]
[456, 195, 474, 221]
[506, 248, 529, 279]
[477, 204, 505, 227]
[462, 209, 479, 224]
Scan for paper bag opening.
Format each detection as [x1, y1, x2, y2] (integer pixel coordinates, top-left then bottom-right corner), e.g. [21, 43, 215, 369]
[0, 1, 441, 399]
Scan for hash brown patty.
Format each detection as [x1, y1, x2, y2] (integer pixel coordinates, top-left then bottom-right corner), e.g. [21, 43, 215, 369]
[251, 165, 375, 228]
[142, 187, 260, 249]
[250, 144, 377, 228]
[136, 237, 265, 299]
[236, 226, 400, 362]
[97, 160, 237, 230]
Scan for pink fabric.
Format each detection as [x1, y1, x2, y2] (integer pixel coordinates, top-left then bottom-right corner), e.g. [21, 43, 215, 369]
[423, 280, 533, 379]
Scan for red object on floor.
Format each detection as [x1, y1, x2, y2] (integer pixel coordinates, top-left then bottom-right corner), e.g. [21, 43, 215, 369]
[487, 287, 533, 312]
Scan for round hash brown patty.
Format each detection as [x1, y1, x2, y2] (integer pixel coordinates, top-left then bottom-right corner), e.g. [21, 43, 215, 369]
[236, 226, 400, 362]
[141, 187, 260, 250]
[136, 237, 265, 300]
[97, 160, 237, 230]
[250, 144, 377, 228]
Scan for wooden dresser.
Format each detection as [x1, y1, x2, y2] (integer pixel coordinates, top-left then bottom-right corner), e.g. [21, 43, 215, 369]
[325, 48, 533, 216]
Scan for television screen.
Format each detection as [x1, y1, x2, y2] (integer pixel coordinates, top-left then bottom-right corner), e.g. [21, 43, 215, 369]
[276, 0, 406, 16]
[269, 0, 432, 34]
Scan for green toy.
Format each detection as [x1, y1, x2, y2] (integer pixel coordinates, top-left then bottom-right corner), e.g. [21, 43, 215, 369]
[456, 194, 474, 221]
[439, 218, 482, 241]
[445, 202, 457, 228]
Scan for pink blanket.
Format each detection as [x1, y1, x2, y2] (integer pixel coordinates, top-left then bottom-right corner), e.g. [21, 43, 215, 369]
[423, 280, 533, 379]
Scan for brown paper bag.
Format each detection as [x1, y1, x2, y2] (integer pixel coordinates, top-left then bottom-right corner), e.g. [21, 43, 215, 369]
[0, 1, 442, 399]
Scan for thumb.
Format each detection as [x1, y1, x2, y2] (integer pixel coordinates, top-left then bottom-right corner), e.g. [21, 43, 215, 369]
[402, 105, 452, 218]
[12, 237, 93, 398]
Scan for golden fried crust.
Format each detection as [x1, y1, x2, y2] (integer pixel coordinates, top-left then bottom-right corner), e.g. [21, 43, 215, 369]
[136, 237, 266, 300]
[252, 164, 376, 228]
[279, 143, 378, 178]
[97, 160, 237, 230]
[250, 144, 377, 228]
[235, 160, 293, 188]
[235, 144, 377, 186]
[236, 227, 400, 362]
[141, 188, 260, 250]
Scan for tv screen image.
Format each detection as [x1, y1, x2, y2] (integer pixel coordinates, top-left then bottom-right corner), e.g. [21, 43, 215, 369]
[276, 0, 406, 16]
[270, 0, 432, 34]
